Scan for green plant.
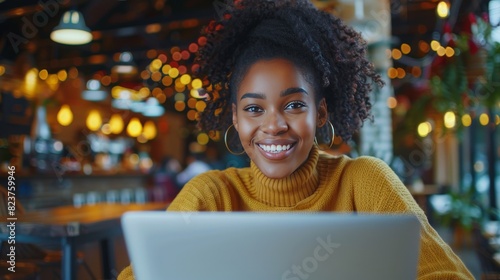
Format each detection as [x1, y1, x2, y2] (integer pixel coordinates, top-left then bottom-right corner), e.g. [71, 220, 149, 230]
[477, 42, 500, 109]
[434, 186, 483, 231]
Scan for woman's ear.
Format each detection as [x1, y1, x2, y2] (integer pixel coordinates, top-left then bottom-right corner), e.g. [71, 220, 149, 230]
[317, 98, 328, 128]
[232, 103, 239, 131]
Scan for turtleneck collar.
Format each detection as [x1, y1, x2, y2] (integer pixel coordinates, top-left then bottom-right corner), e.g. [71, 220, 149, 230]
[248, 146, 320, 207]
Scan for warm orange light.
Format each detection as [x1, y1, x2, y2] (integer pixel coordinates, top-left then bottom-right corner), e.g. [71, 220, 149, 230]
[386, 97, 398, 109]
[437, 46, 446, 56]
[387, 67, 398, 79]
[143, 121, 157, 140]
[418, 40, 430, 53]
[109, 114, 124, 134]
[392, 49, 402, 60]
[197, 133, 209, 145]
[479, 113, 489, 126]
[175, 101, 186, 112]
[180, 74, 191, 85]
[38, 69, 48, 80]
[411, 67, 422, 77]
[444, 111, 456, 128]
[57, 70, 68, 81]
[396, 68, 406, 79]
[86, 110, 102, 131]
[437, 1, 450, 18]
[445, 47, 455, 57]
[150, 59, 162, 71]
[462, 114, 472, 127]
[430, 40, 441, 51]
[24, 68, 38, 98]
[196, 101, 207, 112]
[127, 118, 142, 137]
[57, 105, 73, 126]
[400, 43, 411, 55]
[168, 67, 179, 78]
[191, 78, 203, 89]
[418, 122, 432, 137]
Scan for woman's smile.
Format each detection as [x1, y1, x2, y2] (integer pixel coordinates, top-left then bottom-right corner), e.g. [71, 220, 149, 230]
[258, 143, 293, 154]
[256, 141, 295, 160]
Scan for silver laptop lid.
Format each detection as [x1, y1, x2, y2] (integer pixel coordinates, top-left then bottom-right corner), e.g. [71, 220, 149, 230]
[122, 212, 420, 280]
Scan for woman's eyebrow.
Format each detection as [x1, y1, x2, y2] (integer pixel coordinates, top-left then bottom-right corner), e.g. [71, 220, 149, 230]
[240, 92, 266, 100]
[281, 87, 308, 97]
[239, 87, 307, 100]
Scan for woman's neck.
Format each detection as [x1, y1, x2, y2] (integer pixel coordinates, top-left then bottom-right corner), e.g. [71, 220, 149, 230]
[249, 146, 320, 207]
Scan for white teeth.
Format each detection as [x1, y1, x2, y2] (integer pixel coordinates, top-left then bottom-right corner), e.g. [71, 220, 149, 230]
[259, 144, 292, 153]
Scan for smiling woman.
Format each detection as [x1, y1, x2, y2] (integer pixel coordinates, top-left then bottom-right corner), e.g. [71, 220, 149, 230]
[118, 0, 474, 279]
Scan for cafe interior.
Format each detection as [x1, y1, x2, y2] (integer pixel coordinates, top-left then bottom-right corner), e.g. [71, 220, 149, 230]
[0, 0, 499, 279]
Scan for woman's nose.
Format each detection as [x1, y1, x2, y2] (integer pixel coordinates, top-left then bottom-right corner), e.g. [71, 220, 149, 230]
[260, 111, 288, 135]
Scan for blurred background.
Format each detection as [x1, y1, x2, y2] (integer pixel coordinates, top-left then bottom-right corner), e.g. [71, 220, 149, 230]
[0, 0, 499, 278]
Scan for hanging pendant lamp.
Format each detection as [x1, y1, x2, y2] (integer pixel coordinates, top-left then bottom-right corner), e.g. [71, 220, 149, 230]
[51, 10, 92, 45]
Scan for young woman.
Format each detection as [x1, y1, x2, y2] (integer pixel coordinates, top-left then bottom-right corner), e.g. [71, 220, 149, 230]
[118, 0, 473, 279]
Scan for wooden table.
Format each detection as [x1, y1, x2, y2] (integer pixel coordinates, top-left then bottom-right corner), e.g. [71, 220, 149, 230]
[0, 202, 168, 280]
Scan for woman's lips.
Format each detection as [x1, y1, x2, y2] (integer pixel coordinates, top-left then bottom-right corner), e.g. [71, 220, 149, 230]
[258, 144, 292, 153]
[257, 143, 295, 160]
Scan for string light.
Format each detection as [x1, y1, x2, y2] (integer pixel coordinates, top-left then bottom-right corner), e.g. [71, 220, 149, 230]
[57, 70, 68, 81]
[418, 122, 433, 137]
[430, 40, 441, 51]
[39, 69, 48, 80]
[386, 97, 398, 109]
[400, 43, 411, 55]
[479, 113, 489, 126]
[461, 114, 472, 127]
[392, 49, 402, 60]
[437, 1, 450, 18]
[444, 111, 456, 128]
[197, 133, 209, 145]
[24, 68, 38, 98]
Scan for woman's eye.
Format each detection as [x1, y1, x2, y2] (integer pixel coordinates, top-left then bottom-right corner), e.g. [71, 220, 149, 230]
[243, 105, 263, 113]
[285, 101, 307, 110]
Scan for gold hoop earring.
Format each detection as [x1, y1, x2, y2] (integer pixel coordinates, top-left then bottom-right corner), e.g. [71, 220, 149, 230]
[314, 120, 335, 150]
[224, 124, 245, 155]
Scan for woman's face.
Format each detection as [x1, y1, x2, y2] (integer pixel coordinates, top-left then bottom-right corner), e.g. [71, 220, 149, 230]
[232, 58, 327, 179]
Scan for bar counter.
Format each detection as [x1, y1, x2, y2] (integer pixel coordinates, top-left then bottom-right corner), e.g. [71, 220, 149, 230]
[1, 171, 151, 210]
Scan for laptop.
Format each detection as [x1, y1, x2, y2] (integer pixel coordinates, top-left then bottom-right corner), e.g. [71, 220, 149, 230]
[121, 212, 420, 280]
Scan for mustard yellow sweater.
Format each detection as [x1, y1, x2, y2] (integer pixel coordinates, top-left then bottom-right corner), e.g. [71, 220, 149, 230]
[118, 147, 473, 280]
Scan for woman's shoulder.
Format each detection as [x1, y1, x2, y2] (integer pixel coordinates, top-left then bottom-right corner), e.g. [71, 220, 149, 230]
[318, 152, 398, 187]
[318, 152, 388, 170]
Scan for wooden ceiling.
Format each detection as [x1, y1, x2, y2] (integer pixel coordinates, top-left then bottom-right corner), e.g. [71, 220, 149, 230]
[0, 0, 492, 78]
[0, 0, 214, 74]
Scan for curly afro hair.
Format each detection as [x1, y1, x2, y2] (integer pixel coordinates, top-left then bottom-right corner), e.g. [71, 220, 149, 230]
[196, 0, 383, 142]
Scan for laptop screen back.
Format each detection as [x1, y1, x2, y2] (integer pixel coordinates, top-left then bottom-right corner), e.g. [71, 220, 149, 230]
[121, 212, 420, 280]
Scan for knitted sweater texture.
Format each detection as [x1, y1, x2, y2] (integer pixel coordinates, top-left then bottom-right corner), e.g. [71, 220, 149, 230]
[118, 147, 473, 279]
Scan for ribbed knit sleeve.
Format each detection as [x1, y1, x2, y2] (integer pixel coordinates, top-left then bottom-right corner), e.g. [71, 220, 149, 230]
[167, 169, 237, 211]
[348, 156, 473, 280]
